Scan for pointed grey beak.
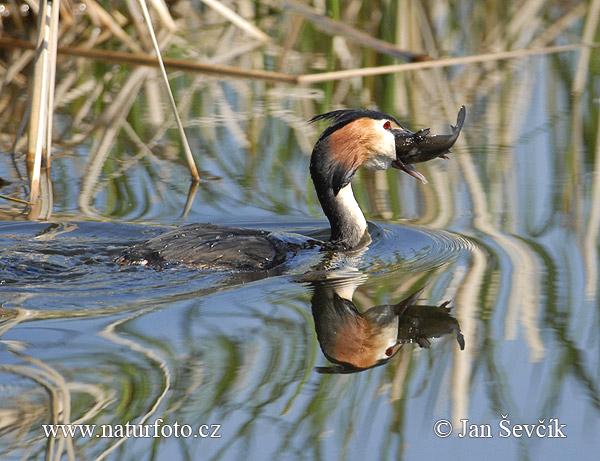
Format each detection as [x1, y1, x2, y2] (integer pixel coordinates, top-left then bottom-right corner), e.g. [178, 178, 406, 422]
[391, 106, 466, 184]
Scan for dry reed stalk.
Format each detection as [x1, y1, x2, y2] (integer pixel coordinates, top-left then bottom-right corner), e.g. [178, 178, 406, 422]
[45, 0, 60, 169]
[1, 50, 32, 88]
[125, 0, 153, 49]
[148, 0, 176, 31]
[573, 0, 600, 94]
[25, 0, 60, 216]
[505, 0, 546, 47]
[5, 36, 595, 88]
[27, 1, 51, 203]
[137, 0, 199, 181]
[0, 37, 299, 83]
[201, 0, 270, 43]
[297, 42, 600, 84]
[0, 194, 34, 205]
[531, 2, 586, 47]
[84, 0, 144, 52]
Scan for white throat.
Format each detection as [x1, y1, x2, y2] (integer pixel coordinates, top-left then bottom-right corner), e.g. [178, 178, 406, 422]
[336, 183, 368, 238]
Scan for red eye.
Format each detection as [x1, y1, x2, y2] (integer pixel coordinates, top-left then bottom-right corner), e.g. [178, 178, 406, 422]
[385, 347, 394, 357]
[383, 121, 391, 130]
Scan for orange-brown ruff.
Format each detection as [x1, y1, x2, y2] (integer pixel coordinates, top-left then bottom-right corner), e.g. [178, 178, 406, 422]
[327, 118, 403, 172]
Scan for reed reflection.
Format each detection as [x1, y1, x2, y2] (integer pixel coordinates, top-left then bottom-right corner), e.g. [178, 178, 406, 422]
[310, 276, 464, 374]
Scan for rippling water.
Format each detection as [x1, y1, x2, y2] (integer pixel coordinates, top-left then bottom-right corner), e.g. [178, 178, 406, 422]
[0, 220, 476, 460]
[0, 220, 472, 305]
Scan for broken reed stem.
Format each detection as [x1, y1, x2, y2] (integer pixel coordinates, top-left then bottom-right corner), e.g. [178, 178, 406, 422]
[0, 194, 34, 205]
[0, 37, 298, 84]
[1, 37, 597, 87]
[137, 0, 199, 182]
[296, 43, 600, 84]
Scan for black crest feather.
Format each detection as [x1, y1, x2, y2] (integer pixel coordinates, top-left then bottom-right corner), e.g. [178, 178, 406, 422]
[309, 109, 400, 144]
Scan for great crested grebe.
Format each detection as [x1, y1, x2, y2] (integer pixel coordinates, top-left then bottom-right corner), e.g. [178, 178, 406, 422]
[117, 106, 466, 270]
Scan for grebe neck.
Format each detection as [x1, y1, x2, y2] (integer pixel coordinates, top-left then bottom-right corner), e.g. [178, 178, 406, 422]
[309, 134, 371, 250]
[313, 180, 369, 250]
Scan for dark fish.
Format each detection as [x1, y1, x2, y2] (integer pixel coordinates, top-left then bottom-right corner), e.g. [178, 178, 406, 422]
[391, 105, 466, 184]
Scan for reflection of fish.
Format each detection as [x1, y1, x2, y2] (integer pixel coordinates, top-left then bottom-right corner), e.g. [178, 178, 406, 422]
[311, 283, 465, 374]
[391, 106, 466, 184]
[396, 300, 465, 350]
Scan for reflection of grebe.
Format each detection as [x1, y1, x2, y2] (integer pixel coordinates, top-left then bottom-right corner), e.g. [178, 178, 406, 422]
[311, 281, 465, 374]
[117, 107, 465, 270]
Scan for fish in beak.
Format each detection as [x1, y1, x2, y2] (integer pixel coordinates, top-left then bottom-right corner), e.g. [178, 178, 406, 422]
[391, 106, 466, 184]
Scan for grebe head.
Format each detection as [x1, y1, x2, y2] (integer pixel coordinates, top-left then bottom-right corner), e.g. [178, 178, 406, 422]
[312, 284, 426, 374]
[309, 107, 465, 250]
